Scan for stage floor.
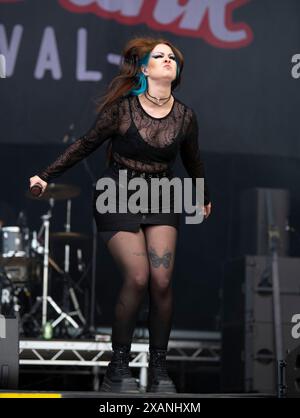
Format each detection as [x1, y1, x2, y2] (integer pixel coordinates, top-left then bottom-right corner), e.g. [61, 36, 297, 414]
[0, 390, 275, 398]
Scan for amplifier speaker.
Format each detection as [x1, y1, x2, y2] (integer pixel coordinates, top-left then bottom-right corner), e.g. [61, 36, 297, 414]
[0, 316, 19, 389]
[286, 344, 300, 398]
[221, 256, 300, 393]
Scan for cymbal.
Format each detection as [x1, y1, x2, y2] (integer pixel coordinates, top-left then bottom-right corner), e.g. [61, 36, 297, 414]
[50, 231, 89, 242]
[26, 183, 81, 200]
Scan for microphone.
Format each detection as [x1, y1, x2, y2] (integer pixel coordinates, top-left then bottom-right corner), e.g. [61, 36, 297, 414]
[62, 123, 75, 143]
[30, 182, 43, 197]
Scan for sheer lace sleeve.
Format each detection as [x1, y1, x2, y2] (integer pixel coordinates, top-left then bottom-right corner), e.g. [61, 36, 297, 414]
[180, 109, 211, 205]
[37, 99, 120, 182]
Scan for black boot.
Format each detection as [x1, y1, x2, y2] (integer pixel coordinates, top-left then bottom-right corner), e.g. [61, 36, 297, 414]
[100, 343, 139, 393]
[147, 348, 177, 393]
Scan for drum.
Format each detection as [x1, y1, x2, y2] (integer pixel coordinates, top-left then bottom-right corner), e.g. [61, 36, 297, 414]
[0, 226, 30, 258]
[0, 257, 42, 285]
[0, 264, 38, 323]
[0, 226, 41, 284]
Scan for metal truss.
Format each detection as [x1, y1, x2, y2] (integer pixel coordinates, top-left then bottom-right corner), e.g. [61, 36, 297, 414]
[19, 334, 221, 390]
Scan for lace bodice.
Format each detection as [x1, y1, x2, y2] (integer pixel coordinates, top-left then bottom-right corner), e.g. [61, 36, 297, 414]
[38, 94, 210, 204]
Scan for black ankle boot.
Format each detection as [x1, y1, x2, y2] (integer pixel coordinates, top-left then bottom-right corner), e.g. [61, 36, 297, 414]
[147, 348, 177, 393]
[100, 343, 139, 393]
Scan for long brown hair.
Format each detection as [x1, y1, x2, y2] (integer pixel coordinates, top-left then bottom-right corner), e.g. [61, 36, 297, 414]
[95, 36, 184, 164]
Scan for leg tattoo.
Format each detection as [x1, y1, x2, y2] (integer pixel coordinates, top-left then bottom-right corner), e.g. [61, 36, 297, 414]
[148, 246, 172, 269]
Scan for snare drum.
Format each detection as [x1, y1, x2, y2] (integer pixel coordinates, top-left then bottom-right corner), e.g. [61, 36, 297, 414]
[0, 226, 30, 257]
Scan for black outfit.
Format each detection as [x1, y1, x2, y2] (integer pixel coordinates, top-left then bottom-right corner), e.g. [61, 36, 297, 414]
[37, 94, 211, 353]
[38, 94, 210, 233]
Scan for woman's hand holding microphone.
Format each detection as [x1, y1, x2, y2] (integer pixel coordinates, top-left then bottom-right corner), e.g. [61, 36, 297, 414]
[29, 175, 48, 197]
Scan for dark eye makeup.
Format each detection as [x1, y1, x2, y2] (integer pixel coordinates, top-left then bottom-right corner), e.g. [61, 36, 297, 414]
[152, 54, 176, 60]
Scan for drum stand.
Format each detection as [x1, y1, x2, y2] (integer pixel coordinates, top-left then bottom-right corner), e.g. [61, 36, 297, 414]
[51, 199, 86, 332]
[28, 199, 80, 334]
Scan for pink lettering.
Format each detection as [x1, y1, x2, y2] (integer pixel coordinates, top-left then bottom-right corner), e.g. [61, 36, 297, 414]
[59, 0, 253, 49]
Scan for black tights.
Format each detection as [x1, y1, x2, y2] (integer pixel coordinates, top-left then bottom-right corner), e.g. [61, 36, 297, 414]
[100, 225, 177, 351]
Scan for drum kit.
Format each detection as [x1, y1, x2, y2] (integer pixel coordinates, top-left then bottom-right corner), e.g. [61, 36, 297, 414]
[0, 183, 90, 338]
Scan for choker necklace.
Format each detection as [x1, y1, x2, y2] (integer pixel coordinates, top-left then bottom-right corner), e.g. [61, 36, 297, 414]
[144, 89, 172, 106]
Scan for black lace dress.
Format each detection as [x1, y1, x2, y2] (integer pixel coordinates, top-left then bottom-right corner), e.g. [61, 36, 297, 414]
[38, 94, 210, 232]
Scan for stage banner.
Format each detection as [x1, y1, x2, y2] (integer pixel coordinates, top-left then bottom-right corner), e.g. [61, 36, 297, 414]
[0, 0, 299, 157]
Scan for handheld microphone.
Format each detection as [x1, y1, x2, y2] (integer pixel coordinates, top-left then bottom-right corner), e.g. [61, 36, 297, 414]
[30, 182, 43, 197]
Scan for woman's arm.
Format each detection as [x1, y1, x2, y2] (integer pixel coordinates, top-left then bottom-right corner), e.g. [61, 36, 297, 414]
[36, 99, 120, 183]
[180, 108, 211, 208]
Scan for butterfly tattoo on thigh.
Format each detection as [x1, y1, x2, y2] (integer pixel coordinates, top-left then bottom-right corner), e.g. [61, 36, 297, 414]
[148, 246, 172, 269]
